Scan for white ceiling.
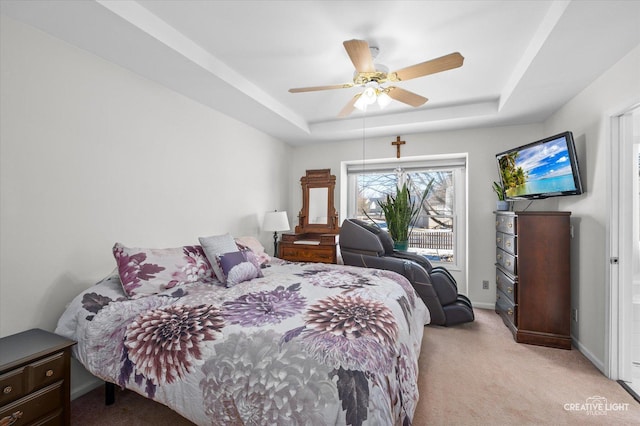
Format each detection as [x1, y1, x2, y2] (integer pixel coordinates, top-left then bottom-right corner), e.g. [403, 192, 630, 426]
[2, 0, 639, 145]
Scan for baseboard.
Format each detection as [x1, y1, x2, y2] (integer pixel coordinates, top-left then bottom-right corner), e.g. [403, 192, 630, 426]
[472, 302, 495, 310]
[571, 334, 605, 373]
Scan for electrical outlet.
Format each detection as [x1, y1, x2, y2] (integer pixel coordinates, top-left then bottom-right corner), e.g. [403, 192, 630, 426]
[571, 308, 578, 322]
[482, 280, 490, 290]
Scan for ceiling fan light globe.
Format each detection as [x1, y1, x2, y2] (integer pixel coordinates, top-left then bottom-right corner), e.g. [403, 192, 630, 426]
[363, 87, 377, 104]
[354, 95, 368, 111]
[377, 92, 392, 108]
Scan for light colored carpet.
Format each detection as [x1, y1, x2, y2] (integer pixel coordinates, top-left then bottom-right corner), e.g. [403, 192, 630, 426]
[414, 308, 640, 425]
[71, 308, 640, 425]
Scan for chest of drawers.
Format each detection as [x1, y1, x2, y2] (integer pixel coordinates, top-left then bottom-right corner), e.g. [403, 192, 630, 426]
[494, 211, 572, 349]
[279, 233, 338, 264]
[0, 329, 76, 425]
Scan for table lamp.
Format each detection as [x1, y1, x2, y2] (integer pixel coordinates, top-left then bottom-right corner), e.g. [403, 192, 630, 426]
[263, 210, 290, 256]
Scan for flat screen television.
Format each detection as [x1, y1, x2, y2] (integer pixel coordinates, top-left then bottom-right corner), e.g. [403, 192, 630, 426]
[496, 131, 584, 200]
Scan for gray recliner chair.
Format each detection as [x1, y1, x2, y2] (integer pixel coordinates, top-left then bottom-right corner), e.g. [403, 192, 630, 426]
[339, 218, 474, 326]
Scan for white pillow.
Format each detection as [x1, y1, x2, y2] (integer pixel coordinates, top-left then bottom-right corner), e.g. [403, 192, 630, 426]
[235, 236, 271, 265]
[199, 233, 239, 281]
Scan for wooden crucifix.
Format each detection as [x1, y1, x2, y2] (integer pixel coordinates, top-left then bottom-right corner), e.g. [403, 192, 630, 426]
[392, 136, 406, 159]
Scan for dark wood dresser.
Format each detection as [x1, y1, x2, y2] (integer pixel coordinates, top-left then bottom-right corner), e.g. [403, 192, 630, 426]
[279, 233, 338, 264]
[494, 211, 572, 349]
[0, 329, 76, 425]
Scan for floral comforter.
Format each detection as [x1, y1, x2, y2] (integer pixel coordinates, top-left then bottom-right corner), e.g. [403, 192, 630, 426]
[56, 261, 430, 426]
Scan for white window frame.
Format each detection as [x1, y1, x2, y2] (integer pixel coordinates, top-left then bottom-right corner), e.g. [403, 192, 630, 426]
[340, 154, 467, 272]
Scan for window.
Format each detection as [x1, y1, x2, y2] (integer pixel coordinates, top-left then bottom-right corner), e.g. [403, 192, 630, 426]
[344, 155, 466, 269]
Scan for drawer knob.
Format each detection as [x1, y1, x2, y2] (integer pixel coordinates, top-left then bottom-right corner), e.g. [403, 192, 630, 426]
[3, 385, 12, 394]
[506, 260, 511, 267]
[507, 308, 513, 316]
[508, 222, 513, 228]
[496, 237, 502, 244]
[507, 287, 513, 293]
[497, 254, 502, 260]
[46, 369, 54, 377]
[1, 411, 23, 426]
[506, 241, 511, 247]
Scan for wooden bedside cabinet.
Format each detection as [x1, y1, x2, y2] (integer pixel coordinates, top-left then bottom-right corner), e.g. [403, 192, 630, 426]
[0, 329, 76, 426]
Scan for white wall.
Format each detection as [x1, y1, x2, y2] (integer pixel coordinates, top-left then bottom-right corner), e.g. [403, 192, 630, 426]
[0, 16, 291, 337]
[290, 124, 545, 308]
[545, 45, 640, 367]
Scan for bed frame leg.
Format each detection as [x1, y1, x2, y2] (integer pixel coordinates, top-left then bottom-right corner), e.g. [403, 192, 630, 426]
[105, 382, 115, 405]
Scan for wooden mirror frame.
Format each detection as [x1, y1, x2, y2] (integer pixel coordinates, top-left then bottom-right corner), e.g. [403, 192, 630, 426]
[295, 169, 339, 235]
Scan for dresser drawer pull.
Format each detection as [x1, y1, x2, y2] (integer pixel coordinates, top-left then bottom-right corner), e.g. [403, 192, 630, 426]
[507, 308, 513, 316]
[496, 237, 502, 244]
[3, 385, 12, 394]
[45, 369, 54, 377]
[507, 287, 513, 293]
[506, 260, 511, 267]
[508, 222, 513, 228]
[1, 411, 23, 426]
[497, 254, 502, 261]
[506, 241, 511, 248]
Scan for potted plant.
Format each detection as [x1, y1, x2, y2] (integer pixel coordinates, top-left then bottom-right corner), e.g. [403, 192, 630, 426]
[369, 179, 432, 251]
[493, 181, 510, 211]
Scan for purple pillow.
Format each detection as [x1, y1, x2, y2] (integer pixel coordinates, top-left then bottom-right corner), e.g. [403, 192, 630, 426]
[216, 250, 263, 287]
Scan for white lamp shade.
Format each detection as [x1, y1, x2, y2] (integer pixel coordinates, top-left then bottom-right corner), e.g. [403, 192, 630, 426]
[263, 211, 290, 232]
[377, 91, 392, 108]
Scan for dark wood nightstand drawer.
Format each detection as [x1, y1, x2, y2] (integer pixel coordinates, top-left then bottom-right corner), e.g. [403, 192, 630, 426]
[0, 381, 63, 426]
[0, 353, 65, 408]
[28, 353, 65, 394]
[0, 368, 25, 406]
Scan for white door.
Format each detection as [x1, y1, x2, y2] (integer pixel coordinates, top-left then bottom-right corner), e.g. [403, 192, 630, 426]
[616, 106, 640, 395]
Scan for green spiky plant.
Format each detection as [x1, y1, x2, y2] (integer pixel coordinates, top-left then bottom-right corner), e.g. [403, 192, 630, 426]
[492, 181, 506, 201]
[367, 179, 432, 247]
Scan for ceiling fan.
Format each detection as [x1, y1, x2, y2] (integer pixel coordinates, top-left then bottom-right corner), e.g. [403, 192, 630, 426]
[289, 39, 464, 118]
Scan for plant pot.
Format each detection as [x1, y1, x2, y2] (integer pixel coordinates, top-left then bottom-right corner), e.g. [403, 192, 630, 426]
[496, 200, 510, 211]
[393, 240, 409, 251]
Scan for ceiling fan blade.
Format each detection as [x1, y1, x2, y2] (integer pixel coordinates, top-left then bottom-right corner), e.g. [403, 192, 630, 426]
[289, 83, 353, 93]
[387, 87, 428, 107]
[343, 39, 375, 73]
[391, 52, 464, 81]
[338, 94, 360, 118]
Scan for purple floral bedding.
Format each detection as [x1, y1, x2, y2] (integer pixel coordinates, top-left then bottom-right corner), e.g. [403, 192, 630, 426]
[56, 261, 430, 425]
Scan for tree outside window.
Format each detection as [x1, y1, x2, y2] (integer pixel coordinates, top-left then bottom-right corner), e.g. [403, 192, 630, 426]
[353, 168, 455, 263]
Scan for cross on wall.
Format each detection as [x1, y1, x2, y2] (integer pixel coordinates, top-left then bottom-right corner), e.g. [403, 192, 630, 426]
[392, 136, 406, 159]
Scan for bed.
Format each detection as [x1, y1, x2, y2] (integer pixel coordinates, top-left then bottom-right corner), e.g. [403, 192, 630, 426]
[55, 239, 430, 426]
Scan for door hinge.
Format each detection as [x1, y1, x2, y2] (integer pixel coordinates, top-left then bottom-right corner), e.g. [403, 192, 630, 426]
[610, 257, 619, 264]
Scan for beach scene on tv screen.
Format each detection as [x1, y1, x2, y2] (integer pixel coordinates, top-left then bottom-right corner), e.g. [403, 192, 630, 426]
[498, 137, 577, 198]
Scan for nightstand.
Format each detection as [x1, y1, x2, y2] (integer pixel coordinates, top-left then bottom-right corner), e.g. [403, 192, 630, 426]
[0, 329, 76, 425]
